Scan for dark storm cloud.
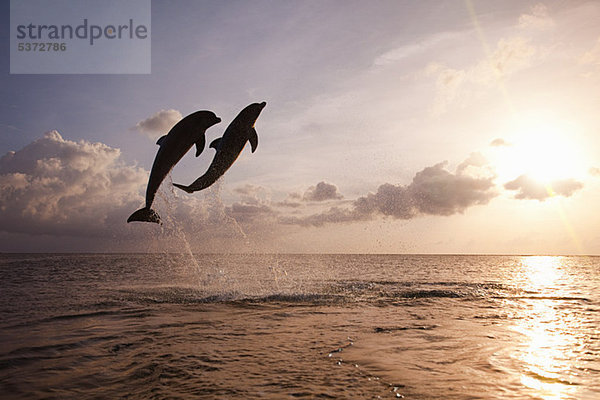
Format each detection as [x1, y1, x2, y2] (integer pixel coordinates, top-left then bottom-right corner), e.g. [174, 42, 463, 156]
[504, 174, 583, 201]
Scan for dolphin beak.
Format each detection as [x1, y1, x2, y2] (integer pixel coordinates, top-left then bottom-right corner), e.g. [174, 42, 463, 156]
[260, 101, 267, 108]
[215, 117, 221, 123]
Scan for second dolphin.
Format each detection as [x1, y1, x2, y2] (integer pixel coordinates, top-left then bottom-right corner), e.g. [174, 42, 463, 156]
[173, 102, 266, 193]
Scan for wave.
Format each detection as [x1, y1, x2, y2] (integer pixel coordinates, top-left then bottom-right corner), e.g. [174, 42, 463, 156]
[492, 295, 591, 302]
[110, 280, 508, 307]
[46, 280, 588, 309]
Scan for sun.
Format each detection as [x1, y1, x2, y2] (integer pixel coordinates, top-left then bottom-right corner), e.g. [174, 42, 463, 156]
[492, 113, 586, 183]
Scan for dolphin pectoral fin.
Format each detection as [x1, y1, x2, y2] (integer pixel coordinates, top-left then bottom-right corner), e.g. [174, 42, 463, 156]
[156, 135, 167, 146]
[173, 183, 194, 194]
[209, 137, 222, 150]
[249, 128, 258, 153]
[195, 135, 206, 157]
[127, 207, 161, 224]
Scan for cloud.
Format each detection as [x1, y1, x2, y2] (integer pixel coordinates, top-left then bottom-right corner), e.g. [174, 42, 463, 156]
[135, 109, 182, 140]
[226, 184, 277, 223]
[374, 43, 428, 66]
[456, 152, 487, 174]
[280, 206, 363, 227]
[579, 36, 600, 78]
[0, 133, 282, 251]
[518, 3, 555, 30]
[303, 181, 343, 201]
[373, 32, 459, 66]
[283, 157, 497, 227]
[425, 63, 467, 115]
[276, 199, 302, 208]
[426, 34, 536, 114]
[226, 202, 275, 224]
[370, 161, 496, 216]
[504, 174, 583, 201]
[273, 191, 303, 208]
[490, 138, 512, 147]
[580, 37, 600, 74]
[233, 184, 263, 196]
[233, 184, 271, 205]
[0, 131, 147, 236]
[0, 133, 350, 247]
[473, 37, 536, 83]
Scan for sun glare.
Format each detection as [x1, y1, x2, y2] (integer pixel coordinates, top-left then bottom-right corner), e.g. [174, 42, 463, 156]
[493, 114, 586, 184]
[513, 256, 580, 399]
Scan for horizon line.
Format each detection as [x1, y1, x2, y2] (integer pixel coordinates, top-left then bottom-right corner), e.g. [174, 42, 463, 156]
[1, 252, 598, 257]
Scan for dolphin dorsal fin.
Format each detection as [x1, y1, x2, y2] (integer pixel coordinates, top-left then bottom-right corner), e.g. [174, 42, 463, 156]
[156, 135, 168, 146]
[195, 135, 206, 157]
[249, 128, 258, 153]
[209, 137, 222, 150]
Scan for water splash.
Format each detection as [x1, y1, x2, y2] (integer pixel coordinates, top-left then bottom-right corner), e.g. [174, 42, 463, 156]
[203, 180, 251, 247]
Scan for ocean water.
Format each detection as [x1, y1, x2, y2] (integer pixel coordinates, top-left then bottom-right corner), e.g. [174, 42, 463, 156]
[0, 253, 599, 399]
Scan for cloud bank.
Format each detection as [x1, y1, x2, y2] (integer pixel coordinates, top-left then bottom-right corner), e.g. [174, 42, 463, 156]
[283, 159, 497, 227]
[0, 131, 147, 236]
[0, 131, 588, 251]
[0, 132, 279, 251]
[0, 131, 497, 236]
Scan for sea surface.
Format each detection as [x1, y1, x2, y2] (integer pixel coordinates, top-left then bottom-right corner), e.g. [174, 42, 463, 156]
[0, 253, 599, 399]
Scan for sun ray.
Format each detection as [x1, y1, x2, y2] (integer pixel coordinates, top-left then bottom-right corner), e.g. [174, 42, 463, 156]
[464, 0, 516, 115]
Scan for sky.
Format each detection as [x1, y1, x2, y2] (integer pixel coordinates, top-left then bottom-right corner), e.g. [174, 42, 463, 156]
[2, 0, 600, 254]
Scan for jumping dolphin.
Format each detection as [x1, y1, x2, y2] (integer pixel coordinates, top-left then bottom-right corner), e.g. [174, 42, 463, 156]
[127, 110, 221, 223]
[173, 102, 266, 193]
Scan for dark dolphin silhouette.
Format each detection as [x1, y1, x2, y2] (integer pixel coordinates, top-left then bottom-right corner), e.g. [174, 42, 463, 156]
[173, 102, 266, 193]
[127, 110, 221, 224]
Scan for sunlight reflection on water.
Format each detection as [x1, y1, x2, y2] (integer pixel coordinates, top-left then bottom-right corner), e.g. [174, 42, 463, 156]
[515, 256, 580, 399]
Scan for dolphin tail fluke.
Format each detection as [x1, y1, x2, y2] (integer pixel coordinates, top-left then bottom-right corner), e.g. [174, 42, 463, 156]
[127, 207, 161, 224]
[174, 173, 218, 193]
[173, 183, 194, 193]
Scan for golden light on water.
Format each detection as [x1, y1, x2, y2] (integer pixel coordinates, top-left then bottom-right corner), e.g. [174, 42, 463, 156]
[523, 256, 562, 288]
[514, 256, 579, 399]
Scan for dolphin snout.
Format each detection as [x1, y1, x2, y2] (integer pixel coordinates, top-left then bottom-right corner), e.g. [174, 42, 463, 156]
[215, 116, 222, 123]
[259, 101, 267, 108]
